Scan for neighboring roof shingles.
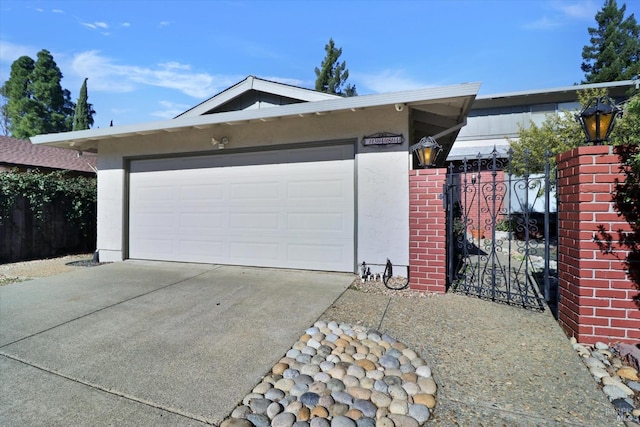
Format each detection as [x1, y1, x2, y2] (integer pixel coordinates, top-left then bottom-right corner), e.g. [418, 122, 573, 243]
[0, 136, 96, 173]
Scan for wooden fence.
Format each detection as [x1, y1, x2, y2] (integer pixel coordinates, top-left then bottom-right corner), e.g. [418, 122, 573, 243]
[0, 195, 96, 263]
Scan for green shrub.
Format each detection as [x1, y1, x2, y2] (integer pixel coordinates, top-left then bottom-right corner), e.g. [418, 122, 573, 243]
[496, 218, 515, 232]
[0, 169, 96, 234]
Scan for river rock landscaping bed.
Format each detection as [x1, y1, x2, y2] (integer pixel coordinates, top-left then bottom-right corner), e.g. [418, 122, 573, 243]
[222, 321, 436, 427]
[573, 338, 640, 423]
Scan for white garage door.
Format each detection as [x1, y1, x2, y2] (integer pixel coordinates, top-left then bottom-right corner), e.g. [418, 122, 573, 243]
[128, 145, 354, 272]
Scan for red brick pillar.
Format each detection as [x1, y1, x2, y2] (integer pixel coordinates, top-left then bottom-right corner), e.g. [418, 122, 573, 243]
[409, 168, 447, 293]
[557, 145, 640, 344]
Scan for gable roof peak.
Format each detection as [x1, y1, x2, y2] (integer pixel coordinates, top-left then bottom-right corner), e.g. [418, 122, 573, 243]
[176, 75, 340, 119]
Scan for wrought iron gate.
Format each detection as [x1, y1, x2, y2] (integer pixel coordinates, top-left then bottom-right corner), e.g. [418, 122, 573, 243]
[445, 149, 557, 311]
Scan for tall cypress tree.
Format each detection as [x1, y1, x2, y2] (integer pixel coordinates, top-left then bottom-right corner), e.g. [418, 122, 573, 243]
[73, 78, 95, 131]
[581, 0, 640, 84]
[314, 38, 357, 97]
[0, 88, 9, 136]
[1, 49, 75, 138]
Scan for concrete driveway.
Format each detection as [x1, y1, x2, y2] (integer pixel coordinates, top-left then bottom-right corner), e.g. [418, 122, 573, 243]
[0, 261, 353, 426]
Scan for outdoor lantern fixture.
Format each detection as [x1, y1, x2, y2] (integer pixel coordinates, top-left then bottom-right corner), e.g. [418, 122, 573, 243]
[410, 136, 443, 168]
[576, 96, 622, 145]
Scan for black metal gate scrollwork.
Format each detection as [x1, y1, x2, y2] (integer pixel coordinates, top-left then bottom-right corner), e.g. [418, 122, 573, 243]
[445, 148, 557, 311]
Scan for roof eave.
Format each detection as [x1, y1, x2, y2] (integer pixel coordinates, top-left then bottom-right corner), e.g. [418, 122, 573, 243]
[477, 79, 637, 101]
[31, 82, 481, 147]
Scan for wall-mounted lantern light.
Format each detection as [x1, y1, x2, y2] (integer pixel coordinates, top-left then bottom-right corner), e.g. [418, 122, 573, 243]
[410, 136, 442, 168]
[576, 96, 622, 145]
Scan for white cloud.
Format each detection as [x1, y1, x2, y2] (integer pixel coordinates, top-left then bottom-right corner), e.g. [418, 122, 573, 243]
[160, 62, 191, 71]
[81, 21, 109, 31]
[0, 40, 35, 65]
[52, 9, 64, 14]
[357, 70, 431, 93]
[69, 50, 240, 98]
[555, 0, 599, 20]
[260, 76, 305, 87]
[159, 21, 170, 27]
[121, 22, 131, 27]
[110, 108, 132, 116]
[524, 16, 561, 30]
[151, 100, 192, 119]
[524, 0, 599, 30]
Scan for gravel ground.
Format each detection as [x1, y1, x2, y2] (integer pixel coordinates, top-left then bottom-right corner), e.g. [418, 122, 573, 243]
[327, 277, 625, 426]
[0, 253, 98, 285]
[0, 258, 628, 426]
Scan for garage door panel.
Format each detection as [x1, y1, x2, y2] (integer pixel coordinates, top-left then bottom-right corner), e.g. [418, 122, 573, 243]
[179, 240, 225, 258]
[229, 241, 280, 260]
[230, 212, 280, 230]
[132, 214, 178, 232]
[286, 242, 349, 266]
[129, 145, 354, 271]
[180, 184, 225, 202]
[230, 181, 280, 200]
[133, 238, 175, 256]
[287, 213, 346, 232]
[180, 213, 225, 228]
[136, 186, 175, 201]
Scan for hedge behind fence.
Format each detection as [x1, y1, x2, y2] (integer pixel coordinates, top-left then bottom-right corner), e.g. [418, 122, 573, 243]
[0, 170, 97, 263]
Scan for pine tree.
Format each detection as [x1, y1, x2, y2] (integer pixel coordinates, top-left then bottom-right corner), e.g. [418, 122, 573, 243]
[73, 78, 95, 131]
[314, 38, 357, 97]
[31, 49, 71, 134]
[1, 49, 75, 138]
[3, 55, 35, 138]
[581, 0, 640, 84]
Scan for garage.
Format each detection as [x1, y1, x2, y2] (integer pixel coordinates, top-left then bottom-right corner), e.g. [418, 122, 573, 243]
[128, 143, 355, 272]
[32, 76, 479, 272]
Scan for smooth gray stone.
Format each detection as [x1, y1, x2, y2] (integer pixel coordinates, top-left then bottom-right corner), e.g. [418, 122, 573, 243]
[353, 399, 377, 418]
[408, 403, 431, 424]
[272, 412, 296, 427]
[265, 388, 285, 401]
[299, 391, 320, 406]
[379, 355, 400, 369]
[331, 415, 356, 427]
[249, 398, 272, 415]
[246, 413, 270, 427]
[310, 417, 330, 427]
[356, 418, 376, 427]
[331, 390, 354, 405]
[283, 368, 300, 379]
[327, 378, 345, 392]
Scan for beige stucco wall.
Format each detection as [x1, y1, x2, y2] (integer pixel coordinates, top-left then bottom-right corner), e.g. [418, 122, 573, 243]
[97, 105, 410, 272]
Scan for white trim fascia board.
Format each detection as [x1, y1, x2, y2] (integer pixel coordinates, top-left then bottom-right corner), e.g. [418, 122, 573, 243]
[31, 82, 481, 146]
[447, 138, 512, 160]
[477, 80, 636, 101]
[251, 78, 340, 101]
[452, 137, 512, 147]
[177, 76, 340, 119]
[176, 77, 254, 118]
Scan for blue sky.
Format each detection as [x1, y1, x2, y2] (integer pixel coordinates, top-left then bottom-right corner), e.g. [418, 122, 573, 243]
[1, 0, 637, 129]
